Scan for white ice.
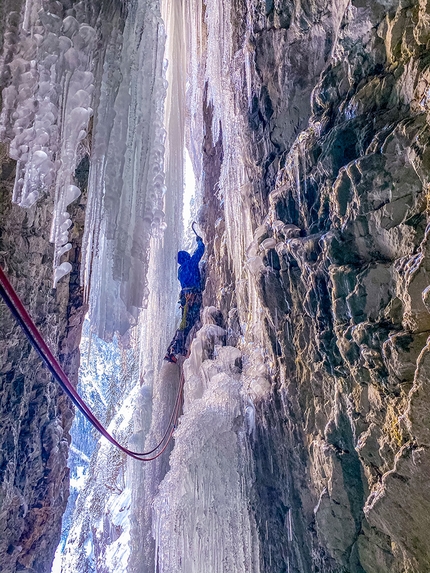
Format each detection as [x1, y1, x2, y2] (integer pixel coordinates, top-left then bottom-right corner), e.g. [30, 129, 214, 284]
[0, 0, 170, 340]
[153, 311, 260, 573]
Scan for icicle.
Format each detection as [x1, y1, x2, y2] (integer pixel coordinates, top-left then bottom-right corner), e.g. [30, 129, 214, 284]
[0, 1, 96, 285]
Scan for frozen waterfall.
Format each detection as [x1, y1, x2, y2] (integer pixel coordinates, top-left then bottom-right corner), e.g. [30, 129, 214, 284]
[129, 1, 272, 571]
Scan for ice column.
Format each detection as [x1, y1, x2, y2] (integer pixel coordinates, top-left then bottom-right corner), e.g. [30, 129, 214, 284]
[183, 0, 205, 185]
[128, 1, 188, 571]
[81, 0, 169, 338]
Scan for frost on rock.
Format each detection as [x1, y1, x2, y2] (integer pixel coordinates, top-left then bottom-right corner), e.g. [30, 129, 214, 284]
[153, 313, 260, 573]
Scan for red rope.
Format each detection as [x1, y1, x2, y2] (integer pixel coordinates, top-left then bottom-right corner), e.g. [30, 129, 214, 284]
[0, 264, 184, 461]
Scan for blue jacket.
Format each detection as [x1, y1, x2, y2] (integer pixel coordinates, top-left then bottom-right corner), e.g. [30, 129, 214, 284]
[177, 238, 205, 290]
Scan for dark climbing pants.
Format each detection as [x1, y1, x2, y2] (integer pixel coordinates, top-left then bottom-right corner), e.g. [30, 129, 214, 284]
[167, 289, 202, 356]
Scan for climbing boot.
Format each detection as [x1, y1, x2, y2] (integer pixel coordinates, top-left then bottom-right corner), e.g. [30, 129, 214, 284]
[164, 352, 177, 364]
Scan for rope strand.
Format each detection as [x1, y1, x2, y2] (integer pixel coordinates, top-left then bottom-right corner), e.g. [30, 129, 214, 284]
[0, 265, 184, 461]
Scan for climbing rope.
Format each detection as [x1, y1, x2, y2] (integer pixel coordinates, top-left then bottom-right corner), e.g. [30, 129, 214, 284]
[0, 264, 184, 461]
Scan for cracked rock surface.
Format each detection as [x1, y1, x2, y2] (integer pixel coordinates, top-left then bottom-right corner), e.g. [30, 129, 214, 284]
[198, 0, 430, 571]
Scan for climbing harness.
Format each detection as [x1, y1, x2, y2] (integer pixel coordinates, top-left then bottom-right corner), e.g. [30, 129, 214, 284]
[0, 264, 185, 462]
[179, 290, 198, 329]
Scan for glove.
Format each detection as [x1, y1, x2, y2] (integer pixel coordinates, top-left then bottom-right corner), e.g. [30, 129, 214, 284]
[196, 235, 203, 242]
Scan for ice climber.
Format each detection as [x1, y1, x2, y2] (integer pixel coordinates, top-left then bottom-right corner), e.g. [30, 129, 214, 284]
[164, 229, 205, 363]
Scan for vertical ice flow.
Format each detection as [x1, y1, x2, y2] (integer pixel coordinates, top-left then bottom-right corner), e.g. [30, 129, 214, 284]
[82, 0, 169, 338]
[128, 1, 188, 570]
[186, 0, 267, 345]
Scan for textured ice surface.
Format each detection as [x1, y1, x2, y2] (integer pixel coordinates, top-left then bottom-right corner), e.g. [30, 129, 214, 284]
[82, 0, 169, 338]
[0, 1, 95, 283]
[153, 320, 260, 573]
[185, 0, 267, 345]
[61, 378, 140, 573]
[127, 2, 189, 570]
[55, 319, 136, 572]
[57, 0, 187, 569]
[0, 0, 169, 337]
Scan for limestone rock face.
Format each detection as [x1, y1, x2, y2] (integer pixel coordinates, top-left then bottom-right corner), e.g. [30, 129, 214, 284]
[198, 0, 430, 571]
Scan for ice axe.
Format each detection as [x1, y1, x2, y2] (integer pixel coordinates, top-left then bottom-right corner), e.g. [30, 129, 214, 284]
[191, 221, 201, 239]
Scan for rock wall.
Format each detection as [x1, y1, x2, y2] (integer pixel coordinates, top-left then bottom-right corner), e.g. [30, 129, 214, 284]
[0, 146, 87, 572]
[197, 1, 430, 572]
